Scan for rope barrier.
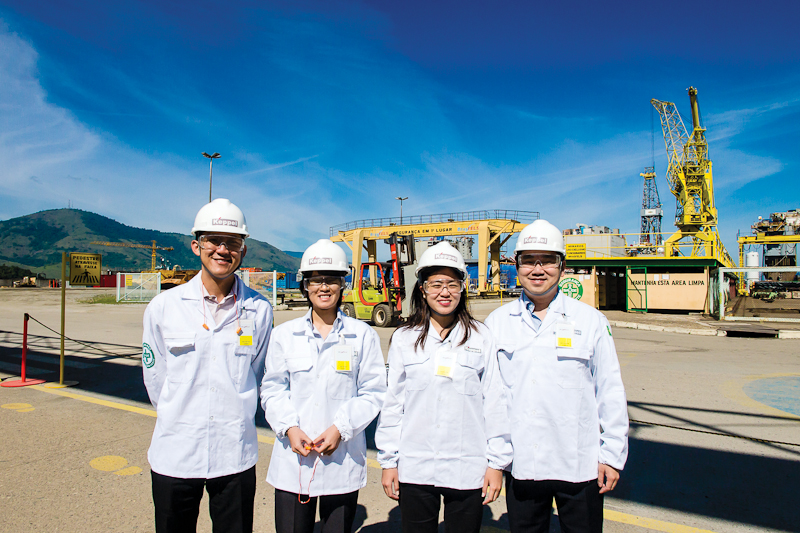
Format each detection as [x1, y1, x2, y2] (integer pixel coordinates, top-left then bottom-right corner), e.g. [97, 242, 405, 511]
[630, 418, 800, 447]
[26, 315, 133, 358]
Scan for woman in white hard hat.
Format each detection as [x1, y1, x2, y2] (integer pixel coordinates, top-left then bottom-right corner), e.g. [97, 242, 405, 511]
[260, 239, 387, 533]
[375, 241, 512, 533]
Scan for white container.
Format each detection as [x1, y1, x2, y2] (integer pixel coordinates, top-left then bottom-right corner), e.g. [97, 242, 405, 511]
[745, 251, 760, 283]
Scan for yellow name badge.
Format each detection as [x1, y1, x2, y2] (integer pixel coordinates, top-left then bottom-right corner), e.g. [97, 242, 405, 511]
[556, 322, 574, 348]
[334, 345, 353, 373]
[239, 319, 254, 346]
[435, 349, 456, 379]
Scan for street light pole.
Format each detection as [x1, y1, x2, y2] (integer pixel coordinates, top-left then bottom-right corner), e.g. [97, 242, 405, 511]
[202, 152, 221, 202]
[395, 196, 408, 225]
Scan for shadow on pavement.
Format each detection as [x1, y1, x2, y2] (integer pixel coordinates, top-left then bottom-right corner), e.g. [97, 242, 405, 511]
[3, 332, 800, 531]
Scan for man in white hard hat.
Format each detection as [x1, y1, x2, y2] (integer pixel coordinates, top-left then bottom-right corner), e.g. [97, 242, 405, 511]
[485, 219, 628, 533]
[142, 199, 273, 533]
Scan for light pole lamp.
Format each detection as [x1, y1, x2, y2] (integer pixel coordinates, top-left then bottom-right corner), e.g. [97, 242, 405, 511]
[202, 152, 221, 202]
[395, 196, 408, 225]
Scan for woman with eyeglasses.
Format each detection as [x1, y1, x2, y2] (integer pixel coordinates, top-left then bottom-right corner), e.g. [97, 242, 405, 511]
[260, 239, 386, 533]
[375, 241, 512, 533]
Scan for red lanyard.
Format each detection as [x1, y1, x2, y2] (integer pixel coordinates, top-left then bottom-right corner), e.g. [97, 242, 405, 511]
[298, 455, 321, 504]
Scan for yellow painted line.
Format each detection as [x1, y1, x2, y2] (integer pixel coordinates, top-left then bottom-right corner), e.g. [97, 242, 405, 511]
[22, 384, 719, 532]
[604, 509, 717, 532]
[31, 385, 157, 417]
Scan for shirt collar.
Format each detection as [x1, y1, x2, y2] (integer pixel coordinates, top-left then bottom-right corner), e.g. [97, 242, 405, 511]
[182, 271, 243, 303]
[299, 308, 345, 338]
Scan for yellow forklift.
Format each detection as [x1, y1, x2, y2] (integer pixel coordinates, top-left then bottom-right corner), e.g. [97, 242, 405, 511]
[342, 233, 417, 327]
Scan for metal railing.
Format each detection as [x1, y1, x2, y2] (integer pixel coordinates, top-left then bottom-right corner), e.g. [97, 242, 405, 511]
[330, 210, 539, 236]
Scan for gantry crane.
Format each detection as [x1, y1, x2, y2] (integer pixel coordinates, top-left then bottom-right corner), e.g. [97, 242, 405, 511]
[91, 240, 174, 271]
[651, 87, 733, 267]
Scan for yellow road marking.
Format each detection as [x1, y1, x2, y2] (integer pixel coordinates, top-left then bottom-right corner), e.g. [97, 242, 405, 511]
[31, 385, 157, 417]
[90, 455, 129, 472]
[115, 466, 143, 476]
[2, 402, 34, 411]
[604, 509, 717, 532]
[23, 386, 721, 532]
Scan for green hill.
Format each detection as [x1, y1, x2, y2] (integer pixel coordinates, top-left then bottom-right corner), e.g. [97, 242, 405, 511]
[0, 209, 300, 278]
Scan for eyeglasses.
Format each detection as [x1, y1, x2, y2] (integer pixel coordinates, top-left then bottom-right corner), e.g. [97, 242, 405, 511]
[197, 234, 245, 252]
[304, 276, 344, 289]
[518, 253, 562, 271]
[423, 279, 464, 294]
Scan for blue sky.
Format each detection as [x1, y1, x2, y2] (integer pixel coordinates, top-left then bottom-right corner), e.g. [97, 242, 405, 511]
[0, 0, 798, 259]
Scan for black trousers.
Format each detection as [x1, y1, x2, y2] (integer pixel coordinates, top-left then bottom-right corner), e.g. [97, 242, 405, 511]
[274, 488, 359, 533]
[398, 482, 483, 533]
[505, 474, 604, 533]
[151, 466, 256, 533]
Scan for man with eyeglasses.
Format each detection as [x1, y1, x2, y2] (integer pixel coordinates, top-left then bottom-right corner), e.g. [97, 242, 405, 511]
[485, 220, 628, 533]
[142, 198, 273, 533]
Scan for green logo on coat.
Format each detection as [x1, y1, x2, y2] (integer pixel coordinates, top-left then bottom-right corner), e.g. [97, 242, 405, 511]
[559, 278, 583, 300]
[142, 343, 155, 368]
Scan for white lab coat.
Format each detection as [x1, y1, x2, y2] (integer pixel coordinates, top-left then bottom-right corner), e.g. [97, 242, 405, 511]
[260, 310, 386, 497]
[375, 321, 512, 490]
[142, 273, 273, 479]
[484, 291, 629, 483]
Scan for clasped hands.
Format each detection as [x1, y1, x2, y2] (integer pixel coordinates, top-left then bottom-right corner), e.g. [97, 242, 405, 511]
[286, 425, 341, 457]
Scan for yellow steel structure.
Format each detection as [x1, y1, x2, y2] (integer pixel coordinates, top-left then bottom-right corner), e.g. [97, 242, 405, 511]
[651, 87, 734, 267]
[737, 233, 800, 293]
[91, 240, 175, 271]
[329, 210, 537, 295]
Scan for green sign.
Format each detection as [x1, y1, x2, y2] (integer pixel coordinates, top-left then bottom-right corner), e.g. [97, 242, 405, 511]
[559, 278, 584, 300]
[142, 343, 155, 368]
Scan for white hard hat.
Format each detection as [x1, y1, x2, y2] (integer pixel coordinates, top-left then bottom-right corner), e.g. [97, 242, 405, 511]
[299, 239, 349, 276]
[415, 241, 468, 279]
[191, 199, 249, 238]
[514, 219, 565, 256]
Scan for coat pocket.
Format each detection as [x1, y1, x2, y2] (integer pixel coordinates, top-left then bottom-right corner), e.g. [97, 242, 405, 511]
[164, 335, 196, 384]
[403, 350, 432, 391]
[230, 345, 256, 387]
[454, 351, 483, 396]
[285, 356, 314, 398]
[496, 343, 516, 388]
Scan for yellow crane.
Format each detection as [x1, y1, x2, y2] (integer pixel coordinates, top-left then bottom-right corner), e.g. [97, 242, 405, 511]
[651, 87, 733, 267]
[91, 240, 175, 271]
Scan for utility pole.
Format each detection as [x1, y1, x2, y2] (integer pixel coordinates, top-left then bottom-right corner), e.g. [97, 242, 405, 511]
[395, 196, 408, 225]
[202, 152, 221, 202]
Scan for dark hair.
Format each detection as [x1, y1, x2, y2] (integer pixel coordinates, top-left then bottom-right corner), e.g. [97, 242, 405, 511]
[301, 271, 344, 309]
[394, 266, 478, 351]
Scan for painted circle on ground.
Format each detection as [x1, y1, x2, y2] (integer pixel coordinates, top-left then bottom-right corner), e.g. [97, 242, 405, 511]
[743, 376, 800, 417]
[1, 403, 33, 410]
[114, 466, 143, 476]
[90, 455, 129, 472]
[559, 278, 583, 300]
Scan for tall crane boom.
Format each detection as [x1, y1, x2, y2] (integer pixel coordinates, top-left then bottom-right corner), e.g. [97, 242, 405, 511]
[92, 240, 174, 271]
[650, 87, 731, 266]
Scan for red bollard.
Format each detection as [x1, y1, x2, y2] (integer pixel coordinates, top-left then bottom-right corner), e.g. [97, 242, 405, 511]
[1, 313, 46, 387]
